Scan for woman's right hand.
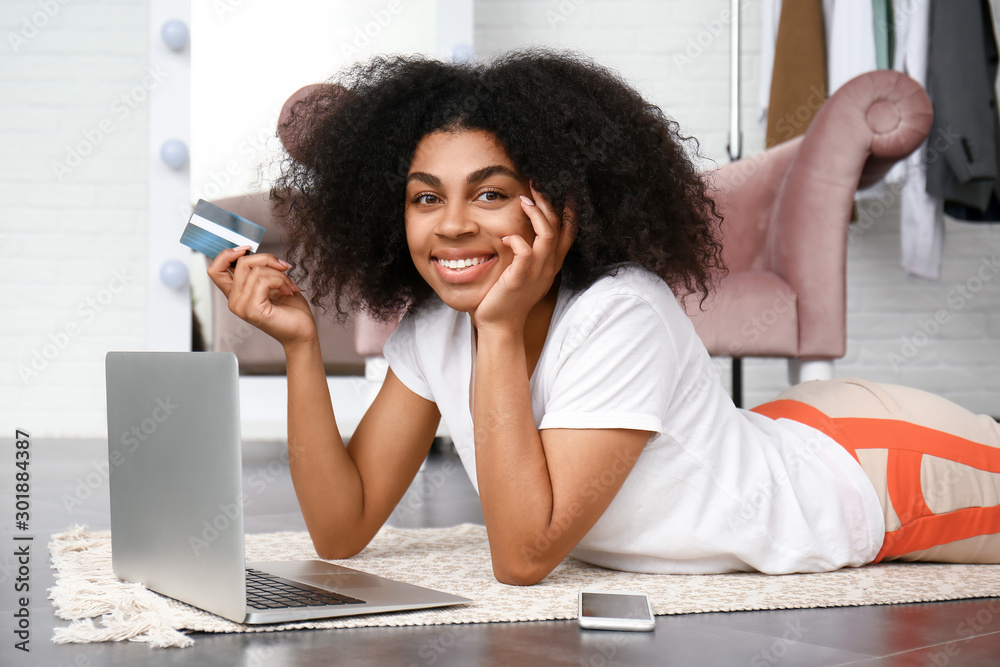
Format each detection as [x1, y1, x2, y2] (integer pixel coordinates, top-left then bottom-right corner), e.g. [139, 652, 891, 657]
[207, 246, 317, 348]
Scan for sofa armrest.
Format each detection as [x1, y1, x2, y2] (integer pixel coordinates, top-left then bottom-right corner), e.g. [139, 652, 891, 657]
[770, 70, 932, 357]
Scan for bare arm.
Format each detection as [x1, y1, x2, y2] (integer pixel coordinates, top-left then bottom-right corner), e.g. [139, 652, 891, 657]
[473, 326, 649, 585]
[471, 190, 649, 585]
[208, 247, 439, 559]
[284, 339, 440, 558]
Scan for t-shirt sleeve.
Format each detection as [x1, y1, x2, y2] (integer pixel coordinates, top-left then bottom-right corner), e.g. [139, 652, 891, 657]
[381, 315, 435, 402]
[538, 293, 677, 434]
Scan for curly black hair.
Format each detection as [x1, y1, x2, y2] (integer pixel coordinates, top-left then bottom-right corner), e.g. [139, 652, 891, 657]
[271, 49, 724, 321]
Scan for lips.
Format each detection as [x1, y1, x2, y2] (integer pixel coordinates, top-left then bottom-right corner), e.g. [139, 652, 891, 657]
[431, 252, 497, 284]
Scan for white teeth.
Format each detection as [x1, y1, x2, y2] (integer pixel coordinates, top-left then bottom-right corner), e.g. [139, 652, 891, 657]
[438, 257, 486, 270]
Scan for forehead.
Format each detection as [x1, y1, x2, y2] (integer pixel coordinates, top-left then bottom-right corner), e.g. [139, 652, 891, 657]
[408, 129, 514, 174]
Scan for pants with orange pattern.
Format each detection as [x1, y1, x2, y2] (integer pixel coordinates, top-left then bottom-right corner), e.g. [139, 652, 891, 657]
[753, 378, 1000, 563]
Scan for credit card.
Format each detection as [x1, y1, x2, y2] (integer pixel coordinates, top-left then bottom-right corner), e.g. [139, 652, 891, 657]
[180, 199, 266, 259]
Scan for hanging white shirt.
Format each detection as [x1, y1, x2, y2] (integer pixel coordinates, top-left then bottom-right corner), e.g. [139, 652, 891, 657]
[892, 0, 943, 279]
[826, 0, 877, 94]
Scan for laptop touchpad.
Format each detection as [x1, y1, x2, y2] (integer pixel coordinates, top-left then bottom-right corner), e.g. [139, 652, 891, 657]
[298, 573, 390, 589]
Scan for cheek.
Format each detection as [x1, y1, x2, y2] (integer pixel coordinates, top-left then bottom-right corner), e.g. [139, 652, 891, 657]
[404, 228, 432, 278]
[516, 216, 537, 246]
[403, 217, 423, 255]
[508, 208, 534, 238]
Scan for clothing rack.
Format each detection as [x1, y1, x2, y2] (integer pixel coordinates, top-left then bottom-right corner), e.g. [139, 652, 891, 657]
[728, 0, 744, 408]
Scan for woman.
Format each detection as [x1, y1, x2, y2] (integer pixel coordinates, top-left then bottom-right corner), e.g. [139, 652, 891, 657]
[209, 50, 1000, 584]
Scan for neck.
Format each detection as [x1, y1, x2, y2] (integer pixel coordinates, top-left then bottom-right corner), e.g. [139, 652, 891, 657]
[521, 278, 561, 377]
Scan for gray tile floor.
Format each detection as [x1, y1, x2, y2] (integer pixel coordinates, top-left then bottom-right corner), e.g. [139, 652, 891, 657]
[3, 438, 1000, 666]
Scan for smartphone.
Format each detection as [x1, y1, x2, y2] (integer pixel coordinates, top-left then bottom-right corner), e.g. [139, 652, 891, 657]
[578, 590, 655, 632]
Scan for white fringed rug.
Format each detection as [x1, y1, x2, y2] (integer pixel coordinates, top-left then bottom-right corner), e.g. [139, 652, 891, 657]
[49, 524, 1000, 649]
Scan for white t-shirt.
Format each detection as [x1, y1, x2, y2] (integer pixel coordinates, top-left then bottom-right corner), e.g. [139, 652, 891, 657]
[383, 265, 885, 574]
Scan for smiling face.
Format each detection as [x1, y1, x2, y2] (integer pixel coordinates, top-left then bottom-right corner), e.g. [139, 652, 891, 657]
[405, 129, 534, 313]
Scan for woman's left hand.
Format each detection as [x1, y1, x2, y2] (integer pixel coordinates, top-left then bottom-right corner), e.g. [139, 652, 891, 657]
[472, 185, 576, 332]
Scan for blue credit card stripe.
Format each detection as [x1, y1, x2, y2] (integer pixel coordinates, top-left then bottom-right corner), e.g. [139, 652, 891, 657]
[179, 224, 240, 259]
[187, 213, 262, 251]
[192, 200, 266, 243]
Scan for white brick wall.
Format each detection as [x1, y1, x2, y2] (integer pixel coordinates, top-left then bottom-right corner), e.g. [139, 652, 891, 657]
[2, 0, 997, 439]
[476, 0, 1000, 417]
[1, 0, 149, 437]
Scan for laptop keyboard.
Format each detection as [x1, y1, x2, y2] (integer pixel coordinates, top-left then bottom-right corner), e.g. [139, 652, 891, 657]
[245, 568, 366, 610]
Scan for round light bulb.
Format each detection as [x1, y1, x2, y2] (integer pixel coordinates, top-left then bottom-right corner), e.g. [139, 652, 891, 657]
[160, 139, 189, 170]
[161, 20, 189, 51]
[159, 259, 189, 290]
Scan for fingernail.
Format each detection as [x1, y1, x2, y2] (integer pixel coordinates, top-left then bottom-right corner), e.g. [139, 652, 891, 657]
[519, 195, 535, 206]
[279, 259, 292, 268]
[234, 245, 251, 252]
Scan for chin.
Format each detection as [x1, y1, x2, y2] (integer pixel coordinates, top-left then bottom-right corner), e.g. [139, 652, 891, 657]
[431, 287, 487, 314]
[441, 297, 483, 314]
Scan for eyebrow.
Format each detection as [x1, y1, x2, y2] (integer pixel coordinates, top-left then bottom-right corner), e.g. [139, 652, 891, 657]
[466, 164, 520, 183]
[406, 171, 442, 188]
[406, 164, 521, 188]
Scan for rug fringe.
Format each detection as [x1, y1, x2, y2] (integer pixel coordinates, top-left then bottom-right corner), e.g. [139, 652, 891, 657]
[48, 525, 194, 648]
[53, 615, 194, 649]
[50, 578, 194, 648]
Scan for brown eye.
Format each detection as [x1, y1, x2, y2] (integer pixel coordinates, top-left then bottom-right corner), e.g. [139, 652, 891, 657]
[476, 189, 506, 202]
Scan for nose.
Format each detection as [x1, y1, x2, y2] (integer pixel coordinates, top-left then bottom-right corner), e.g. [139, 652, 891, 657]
[434, 203, 478, 238]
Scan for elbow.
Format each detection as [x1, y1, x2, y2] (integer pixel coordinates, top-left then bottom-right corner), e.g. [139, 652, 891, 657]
[491, 558, 554, 587]
[315, 547, 354, 561]
[493, 568, 544, 587]
[311, 536, 364, 561]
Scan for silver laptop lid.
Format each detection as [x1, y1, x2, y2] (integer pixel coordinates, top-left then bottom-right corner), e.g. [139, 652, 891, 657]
[106, 351, 247, 622]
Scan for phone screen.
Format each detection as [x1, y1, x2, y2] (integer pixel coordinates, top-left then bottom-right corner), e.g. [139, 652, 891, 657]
[580, 592, 652, 620]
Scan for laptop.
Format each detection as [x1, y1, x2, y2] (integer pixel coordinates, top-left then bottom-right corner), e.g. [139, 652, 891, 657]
[105, 350, 470, 624]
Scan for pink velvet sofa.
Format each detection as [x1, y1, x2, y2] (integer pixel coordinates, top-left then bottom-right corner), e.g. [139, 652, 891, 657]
[688, 69, 932, 395]
[207, 70, 932, 400]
